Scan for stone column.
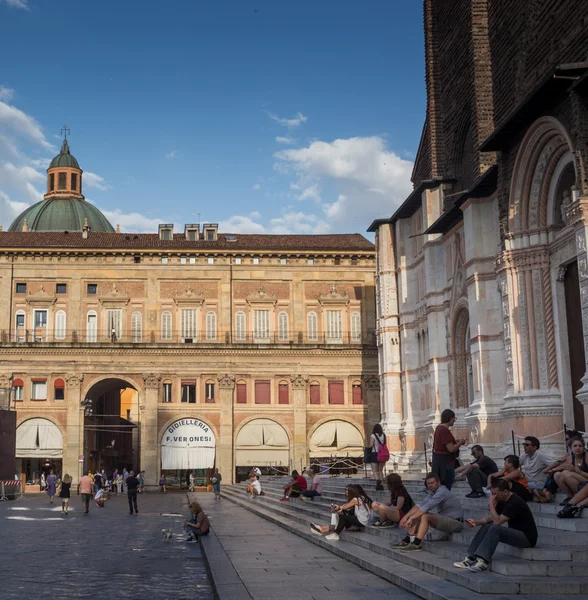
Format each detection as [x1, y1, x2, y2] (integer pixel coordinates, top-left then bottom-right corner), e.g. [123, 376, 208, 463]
[63, 374, 83, 484]
[141, 373, 160, 486]
[218, 374, 236, 484]
[290, 375, 309, 473]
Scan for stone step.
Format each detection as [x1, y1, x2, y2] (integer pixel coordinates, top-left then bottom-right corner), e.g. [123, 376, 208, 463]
[221, 486, 587, 598]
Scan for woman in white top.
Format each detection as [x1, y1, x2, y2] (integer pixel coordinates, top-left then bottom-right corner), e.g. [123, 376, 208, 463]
[310, 484, 373, 540]
[368, 423, 386, 490]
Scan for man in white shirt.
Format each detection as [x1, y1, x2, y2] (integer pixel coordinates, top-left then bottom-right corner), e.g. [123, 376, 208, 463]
[246, 475, 262, 498]
[519, 436, 554, 490]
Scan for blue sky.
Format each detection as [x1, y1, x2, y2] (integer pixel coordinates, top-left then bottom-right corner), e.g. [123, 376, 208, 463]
[0, 0, 425, 234]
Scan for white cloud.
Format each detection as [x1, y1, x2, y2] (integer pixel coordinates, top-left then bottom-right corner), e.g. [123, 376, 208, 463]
[0, 101, 53, 150]
[218, 215, 267, 234]
[1, 0, 29, 10]
[0, 86, 14, 102]
[266, 111, 308, 128]
[99, 208, 163, 233]
[165, 150, 176, 159]
[274, 136, 413, 229]
[252, 183, 261, 191]
[0, 190, 29, 229]
[83, 171, 110, 191]
[219, 211, 330, 235]
[275, 136, 297, 145]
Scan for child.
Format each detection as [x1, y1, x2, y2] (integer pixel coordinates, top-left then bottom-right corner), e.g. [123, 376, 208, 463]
[246, 474, 262, 498]
[184, 501, 210, 542]
[58, 474, 72, 515]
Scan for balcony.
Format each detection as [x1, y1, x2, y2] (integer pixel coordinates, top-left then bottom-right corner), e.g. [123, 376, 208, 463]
[1, 329, 376, 348]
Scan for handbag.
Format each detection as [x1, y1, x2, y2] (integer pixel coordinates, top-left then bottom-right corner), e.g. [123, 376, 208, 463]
[376, 434, 390, 462]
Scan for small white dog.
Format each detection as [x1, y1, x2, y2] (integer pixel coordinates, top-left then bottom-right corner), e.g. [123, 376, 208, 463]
[162, 528, 173, 542]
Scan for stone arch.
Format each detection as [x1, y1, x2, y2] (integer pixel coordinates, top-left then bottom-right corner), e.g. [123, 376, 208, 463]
[452, 306, 471, 409]
[81, 374, 143, 401]
[308, 418, 365, 457]
[234, 417, 291, 469]
[16, 414, 65, 437]
[158, 414, 219, 445]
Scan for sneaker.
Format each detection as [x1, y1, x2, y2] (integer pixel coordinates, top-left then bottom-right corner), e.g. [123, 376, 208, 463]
[186, 536, 196, 543]
[310, 522, 322, 534]
[400, 542, 422, 552]
[300, 496, 309, 502]
[465, 491, 485, 499]
[468, 558, 490, 572]
[454, 557, 476, 569]
[280, 497, 289, 503]
[482, 487, 491, 496]
[391, 540, 409, 549]
[325, 533, 340, 541]
[310, 526, 322, 536]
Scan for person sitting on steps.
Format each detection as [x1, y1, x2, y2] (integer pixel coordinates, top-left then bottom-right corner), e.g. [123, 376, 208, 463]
[558, 476, 588, 518]
[280, 470, 307, 502]
[554, 437, 588, 503]
[519, 436, 554, 494]
[372, 473, 414, 526]
[455, 444, 498, 499]
[392, 472, 464, 553]
[487, 455, 532, 501]
[368, 423, 387, 491]
[454, 477, 538, 572]
[300, 465, 322, 500]
[310, 484, 373, 541]
[246, 474, 262, 498]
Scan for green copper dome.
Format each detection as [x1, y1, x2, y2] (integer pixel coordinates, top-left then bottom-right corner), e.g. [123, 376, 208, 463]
[49, 139, 80, 169]
[8, 197, 115, 233]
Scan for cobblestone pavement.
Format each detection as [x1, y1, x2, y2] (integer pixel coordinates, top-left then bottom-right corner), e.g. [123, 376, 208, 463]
[0, 491, 213, 600]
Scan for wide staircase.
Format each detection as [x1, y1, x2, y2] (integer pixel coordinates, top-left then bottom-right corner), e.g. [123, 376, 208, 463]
[221, 476, 588, 600]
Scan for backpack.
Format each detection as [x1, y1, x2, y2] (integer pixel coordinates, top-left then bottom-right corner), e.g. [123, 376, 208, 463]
[376, 434, 390, 462]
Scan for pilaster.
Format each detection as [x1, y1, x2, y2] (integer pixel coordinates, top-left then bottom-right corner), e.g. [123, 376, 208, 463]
[141, 373, 160, 486]
[63, 374, 83, 484]
[290, 375, 309, 472]
[218, 374, 236, 483]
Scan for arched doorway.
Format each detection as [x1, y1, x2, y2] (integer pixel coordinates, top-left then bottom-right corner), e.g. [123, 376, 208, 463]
[82, 378, 139, 475]
[454, 309, 472, 409]
[309, 420, 364, 459]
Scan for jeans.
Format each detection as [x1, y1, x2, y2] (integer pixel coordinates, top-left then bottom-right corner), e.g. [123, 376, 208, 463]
[467, 469, 487, 493]
[128, 491, 138, 513]
[467, 523, 532, 562]
[432, 454, 455, 490]
[301, 490, 321, 499]
[334, 511, 363, 534]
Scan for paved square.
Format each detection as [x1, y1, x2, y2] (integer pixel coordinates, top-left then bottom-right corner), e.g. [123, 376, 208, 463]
[0, 491, 213, 600]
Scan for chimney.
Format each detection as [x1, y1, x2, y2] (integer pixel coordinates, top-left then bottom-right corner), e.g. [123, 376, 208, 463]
[82, 217, 89, 239]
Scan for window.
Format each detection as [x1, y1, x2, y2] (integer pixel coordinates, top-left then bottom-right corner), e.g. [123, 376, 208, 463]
[87, 283, 97, 295]
[71, 173, 78, 190]
[255, 380, 271, 404]
[13, 379, 24, 401]
[279, 382, 289, 405]
[351, 312, 361, 342]
[58, 172, 67, 190]
[134, 256, 141, 264]
[181, 381, 196, 403]
[189, 257, 196, 265]
[161, 229, 172, 241]
[307, 258, 314, 265]
[310, 382, 321, 405]
[15, 311, 25, 342]
[326, 310, 343, 343]
[106, 309, 123, 340]
[253, 310, 270, 342]
[161, 256, 169, 264]
[161, 311, 172, 341]
[207, 257, 214, 264]
[307, 312, 318, 342]
[205, 381, 215, 403]
[162, 380, 172, 403]
[186, 230, 197, 241]
[16, 283, 26, 294]
[235, 311, 246, 341]
[181, 308, 196, 342]
[280, 257, 287, 265]
[253, 257, 260, 265]
[131, 311, 142, 343]
[206, 229, 215, 241]
[49, 173, 55, 191]
[34, 310, 47, 342]
[352, 382, 363, 405]
[236, 381, 247, 404]
[86, 311, 97, 342]
[180, 256, 187, 265]
[56, 283, 67, 294]
[278, 312, 289, 342]
[334, 257, 341, 265]
[206, 312, 217, 341]
[54, 378, 65, 400]
[55, 310, 66, 340]
[328, 381, 344, 404]
[31, 379, 47, 400]
[235, 257, 242, 265]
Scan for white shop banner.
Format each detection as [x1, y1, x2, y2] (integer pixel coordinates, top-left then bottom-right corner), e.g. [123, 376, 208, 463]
[161, 418, 216, 470]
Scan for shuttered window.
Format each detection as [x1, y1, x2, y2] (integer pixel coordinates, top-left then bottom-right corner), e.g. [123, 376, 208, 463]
[54, 310, 66, 340]
[279, 383, 289, 405]
[326, 310, 342, 343]
[328, 381, 344, 404]
[278, 312, 289, 342]
[54, 378, 65, 400]
[236, 382, 247, 404]
[181, 382, 196, 403]
[310, 383, 321, 404]
[162, 381, 172, 403]
[181, 309, 196, 341]
[206, 312, 217, 341]
[205, 382, 215, 403]
[351, 311, 361, 342]
[307, 312, 318, 341]
[131, 311, 142, 343]
[255, 380, 271, 404]
[352, 383, 363, 405]
[106, 309, 123, 340]
[161, 311, 172, 340]
[254, 310, 270, 342]
[86, 311, 97, 342]
[235, 311, 246, 341]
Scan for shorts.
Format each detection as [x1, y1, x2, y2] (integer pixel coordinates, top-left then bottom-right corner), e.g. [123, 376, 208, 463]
[81, 493, 92, 504]
[213, 483, 220, 493]
[61, 497, 69, 504]
[432, 514, 464, 534]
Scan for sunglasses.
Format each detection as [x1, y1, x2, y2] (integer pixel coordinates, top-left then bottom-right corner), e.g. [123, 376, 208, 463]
[523, 442, 534, 446]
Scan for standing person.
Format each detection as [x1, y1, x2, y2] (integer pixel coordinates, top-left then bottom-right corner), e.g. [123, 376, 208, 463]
[189, 473, 195, 492]
[432, 409, 467, 491]
[210, 468, 222, 501]
[116, 471, 124, 495]
[123, 468, 129, 493]
[58, 474, 72, 515]
[368, 424, 388, 491]
[301, 465, 322, 500]
[372, 473, 414, 526]
[46, 469, 58, 504]
[184, 501, 210, 542]
[454, 478, 538, 572]
[455, 445, 499, 498]
[138, 471, 145, 494]
[126, 470, 139, 514]
[78, 470, 93, 514]
[93, 470, 103, 495]
[159, 473, 166, 493]
[519, 436, 554, 491]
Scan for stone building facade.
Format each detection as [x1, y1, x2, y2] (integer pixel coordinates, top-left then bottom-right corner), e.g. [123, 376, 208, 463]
[1, 140, 378, 487]
[369, 0, 588, 465]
